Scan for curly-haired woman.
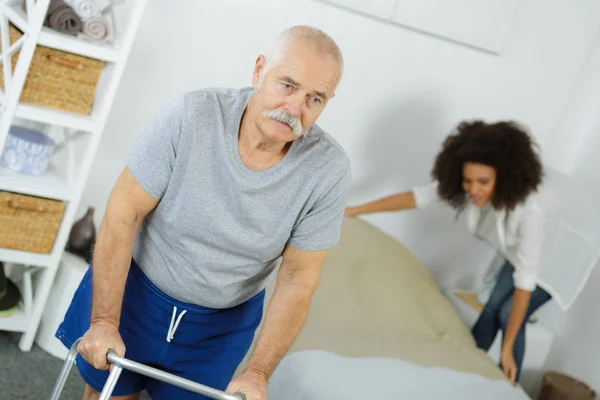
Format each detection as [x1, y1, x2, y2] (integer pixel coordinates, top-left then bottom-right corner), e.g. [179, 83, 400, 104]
[345, 120, 592, 384]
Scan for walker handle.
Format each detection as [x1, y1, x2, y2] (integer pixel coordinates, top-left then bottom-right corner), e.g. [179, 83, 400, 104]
[50, 338, 246, 400]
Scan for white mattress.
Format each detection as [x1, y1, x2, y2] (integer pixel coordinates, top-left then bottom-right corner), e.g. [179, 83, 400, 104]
[268, 350, 530, 399]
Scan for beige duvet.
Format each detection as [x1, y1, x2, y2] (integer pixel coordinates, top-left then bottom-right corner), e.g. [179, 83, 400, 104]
[238, 216, 507, 382]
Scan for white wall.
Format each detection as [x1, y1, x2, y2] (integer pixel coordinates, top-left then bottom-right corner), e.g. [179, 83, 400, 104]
[77, 0, 600, 392]
[81, 0, 600, 286]
[541, 28, 600, 394]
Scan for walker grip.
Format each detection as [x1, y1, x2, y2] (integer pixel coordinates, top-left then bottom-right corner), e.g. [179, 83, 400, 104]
[50, 338, 247, 400]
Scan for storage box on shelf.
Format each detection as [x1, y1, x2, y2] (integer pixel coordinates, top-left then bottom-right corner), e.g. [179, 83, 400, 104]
[0, 20, 119, 132]
[0, 191, 66, 254]
[0, 0, 130, 132]
[0, 24, 105, 115]
[0, 0, 148, 352]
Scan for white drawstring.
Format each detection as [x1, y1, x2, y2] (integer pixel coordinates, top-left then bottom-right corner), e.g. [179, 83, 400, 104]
[166, 306, 187, 343]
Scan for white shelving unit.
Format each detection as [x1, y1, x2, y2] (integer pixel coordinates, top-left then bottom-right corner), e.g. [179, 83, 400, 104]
[0, 0, 148, 351]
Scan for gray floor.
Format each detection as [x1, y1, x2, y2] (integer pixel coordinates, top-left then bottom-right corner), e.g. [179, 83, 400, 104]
[0, 331, 153, 399]
[0, 331, 85, 399]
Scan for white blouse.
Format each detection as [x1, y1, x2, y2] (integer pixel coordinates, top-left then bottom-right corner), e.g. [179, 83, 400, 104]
[411, 167, 600, 311]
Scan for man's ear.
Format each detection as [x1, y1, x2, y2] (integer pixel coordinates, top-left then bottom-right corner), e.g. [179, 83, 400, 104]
[252, 55, 267, 88]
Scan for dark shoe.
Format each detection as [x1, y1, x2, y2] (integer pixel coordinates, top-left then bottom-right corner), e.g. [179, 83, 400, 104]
[0, 262, 21, 316]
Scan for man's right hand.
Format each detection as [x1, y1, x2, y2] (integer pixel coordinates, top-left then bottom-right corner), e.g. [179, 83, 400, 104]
[77, 322, 125, 370]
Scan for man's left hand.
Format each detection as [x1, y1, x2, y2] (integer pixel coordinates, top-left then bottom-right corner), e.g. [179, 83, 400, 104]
[226, 369, 268, 400]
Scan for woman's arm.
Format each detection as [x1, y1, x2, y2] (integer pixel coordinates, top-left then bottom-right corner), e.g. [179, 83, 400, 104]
[501, 208, 545, 382]
[345, 181, 439, 216]
[500, 288, 531, 382]
[345, 191, 417, 216]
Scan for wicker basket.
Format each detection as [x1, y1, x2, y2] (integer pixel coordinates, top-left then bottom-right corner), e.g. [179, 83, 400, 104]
[0, 24, 105, 115]
[0, 191, 66, 254]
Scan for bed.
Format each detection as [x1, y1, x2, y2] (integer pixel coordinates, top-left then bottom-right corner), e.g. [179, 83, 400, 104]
[237, 216, 530, 399]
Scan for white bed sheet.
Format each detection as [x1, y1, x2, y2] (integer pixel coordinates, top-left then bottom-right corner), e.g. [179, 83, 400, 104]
[268, 350, 530, 400]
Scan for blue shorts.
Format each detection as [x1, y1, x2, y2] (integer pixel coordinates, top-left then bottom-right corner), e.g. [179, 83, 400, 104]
[56, 259, 264, 399]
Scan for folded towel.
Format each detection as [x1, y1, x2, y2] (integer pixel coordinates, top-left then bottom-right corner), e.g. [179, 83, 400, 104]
[45, 0, 82, 35]
[65, 0, 110, 19]
[22, 0, 82, 35]
[82, 15, 108, 40]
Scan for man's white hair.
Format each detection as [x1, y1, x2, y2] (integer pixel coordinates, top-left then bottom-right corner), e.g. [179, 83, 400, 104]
[257, 25, 343, 88]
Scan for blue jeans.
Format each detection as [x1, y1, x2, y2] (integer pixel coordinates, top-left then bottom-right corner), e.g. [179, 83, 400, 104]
[471, 260, 551, 383]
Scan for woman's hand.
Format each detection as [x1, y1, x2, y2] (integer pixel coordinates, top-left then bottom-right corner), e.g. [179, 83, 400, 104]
[500, 346, 518, 384]
[344, 207, 359, 217]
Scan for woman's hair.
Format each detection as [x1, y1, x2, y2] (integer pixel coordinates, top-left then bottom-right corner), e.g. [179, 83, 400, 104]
[431, 120, 544, 211]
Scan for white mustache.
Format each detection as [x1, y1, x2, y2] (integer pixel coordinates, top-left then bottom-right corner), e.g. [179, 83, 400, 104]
[263, 109, 303, 136]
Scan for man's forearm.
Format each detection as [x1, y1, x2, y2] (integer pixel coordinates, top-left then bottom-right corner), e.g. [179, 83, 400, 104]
[503, 288, 531, 350]
[245, 280, 315, 380]
[90, 217, 139, 328]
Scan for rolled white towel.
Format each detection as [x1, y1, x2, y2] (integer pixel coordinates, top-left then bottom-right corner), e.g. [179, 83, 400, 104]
[64, 0, 109, 19]
[82, 15, 108, 40]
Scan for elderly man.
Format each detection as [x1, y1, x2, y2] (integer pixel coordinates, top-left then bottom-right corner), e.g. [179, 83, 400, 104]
[56, 25, 350, 400]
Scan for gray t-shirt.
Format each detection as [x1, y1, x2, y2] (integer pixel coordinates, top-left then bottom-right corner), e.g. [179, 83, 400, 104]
[125, 87, 351, 309]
